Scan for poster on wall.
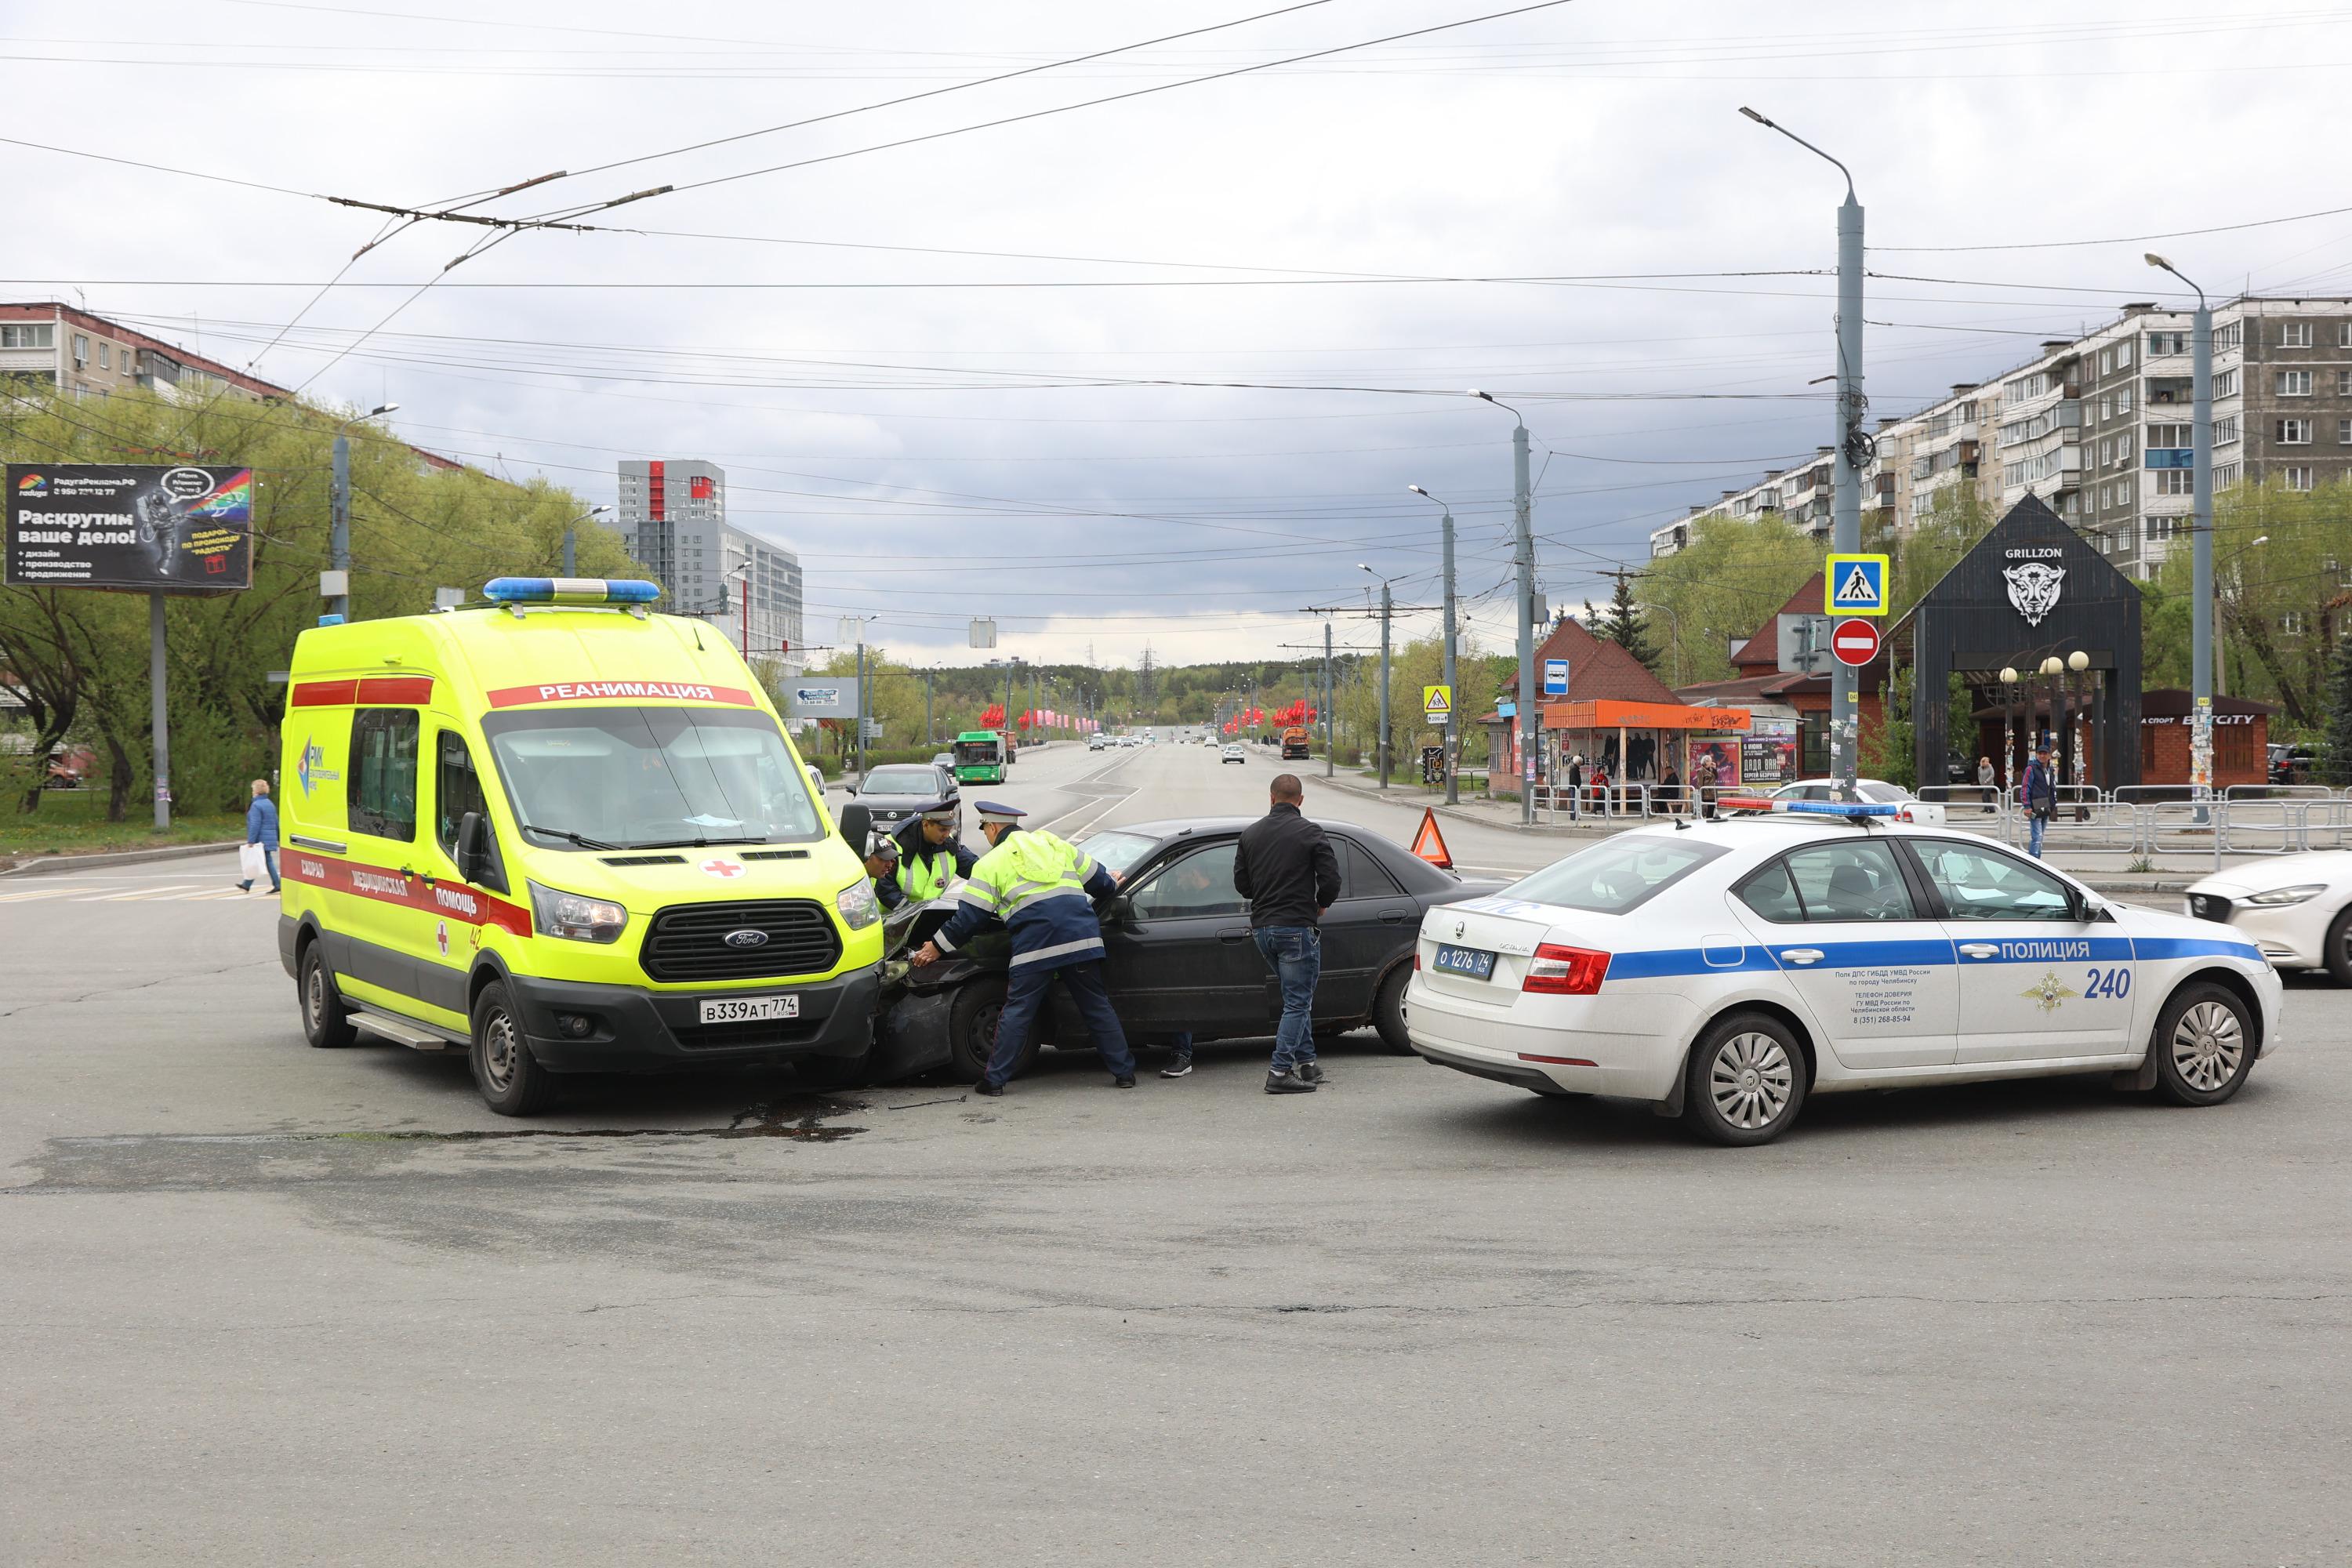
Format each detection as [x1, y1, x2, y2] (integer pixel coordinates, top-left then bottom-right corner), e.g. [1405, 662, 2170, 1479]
[4, 463, 254, 592]
[1740, 719, 1798, 786]
[1689, 738, 1741, 784]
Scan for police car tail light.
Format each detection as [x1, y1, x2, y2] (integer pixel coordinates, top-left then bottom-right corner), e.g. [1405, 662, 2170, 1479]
[1523, 943, 1608, 995]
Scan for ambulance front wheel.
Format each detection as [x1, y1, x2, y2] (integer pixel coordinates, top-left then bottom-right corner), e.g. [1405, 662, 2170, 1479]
[470, 978, 557, 1116]
[299, 943, 357, 1050]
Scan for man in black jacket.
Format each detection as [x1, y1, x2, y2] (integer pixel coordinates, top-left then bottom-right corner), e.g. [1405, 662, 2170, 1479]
[1232, 773, 1341, 1094]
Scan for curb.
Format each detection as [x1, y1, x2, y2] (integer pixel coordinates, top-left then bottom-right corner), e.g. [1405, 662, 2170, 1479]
[0, 840, 244, 878]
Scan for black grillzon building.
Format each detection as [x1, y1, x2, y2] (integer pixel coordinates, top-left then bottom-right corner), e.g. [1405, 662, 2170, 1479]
[1889, 496, 2143, 791]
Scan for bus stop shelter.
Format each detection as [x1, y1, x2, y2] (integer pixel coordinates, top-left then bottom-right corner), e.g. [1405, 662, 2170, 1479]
[1540, 697, 1753, 797]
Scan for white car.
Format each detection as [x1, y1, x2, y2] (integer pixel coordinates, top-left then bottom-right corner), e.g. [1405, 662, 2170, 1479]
[2184, 851, 2352, 985]
[1758, 778, 1945, 822]
[1406, 808, 2281, 1145]
[1221, 745, 1246, 764]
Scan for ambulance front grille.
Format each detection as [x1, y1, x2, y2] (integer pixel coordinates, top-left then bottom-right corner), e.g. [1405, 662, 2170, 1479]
[641, 898, 842, 982]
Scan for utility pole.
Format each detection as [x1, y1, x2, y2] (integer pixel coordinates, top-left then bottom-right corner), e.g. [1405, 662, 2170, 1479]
[148, 592, 170, 831]
[1323, 621, 1334, 778]
[1410, 485, 1461, 804]
[924, 666, 934, 745]
[854, 635, 868, 779]
[1474, 392, 1538, 822]
[328, 403, 397, 623]
[1741, 107, 1862, 795]
[2149, 253, 2216, 811]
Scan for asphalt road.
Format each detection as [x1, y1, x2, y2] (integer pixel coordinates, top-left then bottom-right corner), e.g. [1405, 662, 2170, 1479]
[5, 742, 2348, 1566]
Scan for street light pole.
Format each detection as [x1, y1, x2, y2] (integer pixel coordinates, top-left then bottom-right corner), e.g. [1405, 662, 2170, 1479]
[328, 402, 398, 622]
[2147, 253, 2215, 806]
[1473, 392, 1537, 822]
[561, 503, 610, 577]
[1743, 107, 1863, 796]
[1410, 485, 1461, 804]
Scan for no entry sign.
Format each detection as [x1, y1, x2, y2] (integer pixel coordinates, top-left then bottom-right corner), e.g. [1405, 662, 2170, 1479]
[1831, 617, 1882, 666]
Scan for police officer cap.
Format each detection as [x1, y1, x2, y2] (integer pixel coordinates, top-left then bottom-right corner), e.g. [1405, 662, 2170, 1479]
[913, 798, 959, 824]
[866, 833, 900, 862]
[974, 800, 1025, 826]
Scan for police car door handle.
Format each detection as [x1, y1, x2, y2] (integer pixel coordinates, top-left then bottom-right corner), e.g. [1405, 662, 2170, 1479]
[1958, 943, 1999, 959]
[1780, 948, 1825, 966]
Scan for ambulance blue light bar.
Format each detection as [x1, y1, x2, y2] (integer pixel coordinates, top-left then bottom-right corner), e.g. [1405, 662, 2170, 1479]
[482, 577, 661, 605]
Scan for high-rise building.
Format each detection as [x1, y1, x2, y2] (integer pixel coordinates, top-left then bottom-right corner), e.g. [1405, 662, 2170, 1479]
[616, 459, 804, 669]
[1653, 293, 2352, 581]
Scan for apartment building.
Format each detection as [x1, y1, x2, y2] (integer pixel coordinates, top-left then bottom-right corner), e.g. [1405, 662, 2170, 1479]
[0, 302, 288, 404]
[616, 459, 804, 668]
[1653, 294, 2352, 581]
[1650, 446, 1838, 557]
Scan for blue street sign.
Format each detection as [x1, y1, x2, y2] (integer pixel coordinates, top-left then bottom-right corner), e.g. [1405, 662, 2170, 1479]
[1825, 554, 1890, 617]
[1543, 658, 1569, 696]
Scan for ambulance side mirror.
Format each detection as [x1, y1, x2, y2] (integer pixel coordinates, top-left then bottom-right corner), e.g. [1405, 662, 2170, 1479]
[839, 802, 873, 855]
[456, 811, 490, 884]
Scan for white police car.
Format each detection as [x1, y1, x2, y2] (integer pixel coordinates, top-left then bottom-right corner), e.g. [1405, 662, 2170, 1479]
[1405, 800, 2282, 1145]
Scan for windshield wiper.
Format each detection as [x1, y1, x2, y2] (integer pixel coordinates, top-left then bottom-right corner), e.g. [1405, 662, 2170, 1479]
[521, 824, 624, 851]
[624, 834, 771, 850]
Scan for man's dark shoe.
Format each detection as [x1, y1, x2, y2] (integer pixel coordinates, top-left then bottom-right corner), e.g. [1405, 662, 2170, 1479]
[1160, 1054, 1193, 1079]
[1295, 1061, 1326, 1084]
[972, 1080, 1004, 1098]
[1265, 1069, 1316, 1094]
[1112, 1075, 1136, 1088]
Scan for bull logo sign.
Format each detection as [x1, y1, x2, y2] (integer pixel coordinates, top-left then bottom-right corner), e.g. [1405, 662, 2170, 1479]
[2003, 561, 2065, 627]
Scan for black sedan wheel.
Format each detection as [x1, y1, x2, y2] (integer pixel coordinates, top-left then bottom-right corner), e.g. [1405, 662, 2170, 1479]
[1371, 964, 1414, 1054]
[947, 977, 1035, 1082]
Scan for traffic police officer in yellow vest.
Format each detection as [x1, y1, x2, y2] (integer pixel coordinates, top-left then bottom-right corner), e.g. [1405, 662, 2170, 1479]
[870, 798, 978, 910]
[912, 800, 1137, 1094]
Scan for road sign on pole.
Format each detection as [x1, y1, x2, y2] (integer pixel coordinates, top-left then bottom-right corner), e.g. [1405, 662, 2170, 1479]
[1542, 658, 1569, 696]
[1422, 684, 1451, 719]
[1830, 617, 1882, 666]
[1825, 554, 1890, 616]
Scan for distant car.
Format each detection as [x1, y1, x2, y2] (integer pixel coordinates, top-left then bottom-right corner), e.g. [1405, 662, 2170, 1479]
[804, 763, 827, 800]
[2185, 851, 2352, 985]
[1088, 734, 1107, 751]
[1759, 779, 1945, 823]
[1221, 744, 1245, 764]
[931, 752, 954, 770]
[2267, 744, 2318, 786]
[849, 763, 960, 837]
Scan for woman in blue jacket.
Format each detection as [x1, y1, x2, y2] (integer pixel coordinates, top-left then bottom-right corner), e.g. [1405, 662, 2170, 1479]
[238, 779, 280, 894]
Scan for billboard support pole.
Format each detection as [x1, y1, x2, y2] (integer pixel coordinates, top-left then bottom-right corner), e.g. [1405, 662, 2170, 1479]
[148, 590, 170, 832]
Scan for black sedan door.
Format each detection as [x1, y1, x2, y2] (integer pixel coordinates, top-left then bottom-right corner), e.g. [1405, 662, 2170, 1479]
[1312, 833, 1421, 1025]
[1091, 838, 1272, 1041]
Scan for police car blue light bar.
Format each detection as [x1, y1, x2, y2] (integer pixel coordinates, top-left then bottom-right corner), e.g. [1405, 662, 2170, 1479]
[1715, 796, 1900, 818]
[482, 577, 662, 605]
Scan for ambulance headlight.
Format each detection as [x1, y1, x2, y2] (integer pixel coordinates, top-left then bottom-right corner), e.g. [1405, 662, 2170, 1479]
[835, 877, 882, 931]
[2242, 884, 2323, 907]
[528, 880, 629, 943]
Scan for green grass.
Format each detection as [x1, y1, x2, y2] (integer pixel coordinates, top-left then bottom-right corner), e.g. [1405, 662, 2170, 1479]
[0, 789, 243, 862]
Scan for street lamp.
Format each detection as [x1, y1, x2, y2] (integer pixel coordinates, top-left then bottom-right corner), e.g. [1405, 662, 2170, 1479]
[2147, 251, 2216, 803]
[1743, 105, 1864, 794]
[560, 503, 610, 577]
[1407, 485, 1461, 804]
[1360, 563, 1398, 789]
[328, 401, 399, 622]
[1470, 390, 1538, 820]
[1998, 665, 2022, 796]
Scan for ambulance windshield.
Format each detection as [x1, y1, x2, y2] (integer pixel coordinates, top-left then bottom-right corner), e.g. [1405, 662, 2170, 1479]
[483, 707, 825, 851]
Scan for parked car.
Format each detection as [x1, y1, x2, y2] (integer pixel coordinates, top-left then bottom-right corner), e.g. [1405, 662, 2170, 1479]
[846, 763, 960, 838]
[869, 816, 1497, 1082]
[2267, 744, 2318, 786]
[1751, 778, 1946, 822]
[2185, 851, 2352, 985]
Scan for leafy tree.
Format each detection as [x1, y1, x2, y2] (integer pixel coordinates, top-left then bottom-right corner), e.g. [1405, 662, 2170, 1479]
[2320, 625, 2352, 787]
[1635, 514, 1825, 685]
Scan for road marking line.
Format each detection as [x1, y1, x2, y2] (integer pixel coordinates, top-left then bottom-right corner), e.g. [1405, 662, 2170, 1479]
[78, 884, 204, 901]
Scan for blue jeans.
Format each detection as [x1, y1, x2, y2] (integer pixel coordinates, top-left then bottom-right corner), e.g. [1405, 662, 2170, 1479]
[2027, 812, 2047, 858]
[1252, 925, 1321, 1073]
[241, 843, 280, 891]
[983, 959, 1136, 1087]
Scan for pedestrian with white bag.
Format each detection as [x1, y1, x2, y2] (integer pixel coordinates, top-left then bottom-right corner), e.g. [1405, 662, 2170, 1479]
[237, 779, 280, 894]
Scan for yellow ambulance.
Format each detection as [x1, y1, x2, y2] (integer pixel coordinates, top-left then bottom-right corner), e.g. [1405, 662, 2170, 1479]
[275, 577, 883, 1114]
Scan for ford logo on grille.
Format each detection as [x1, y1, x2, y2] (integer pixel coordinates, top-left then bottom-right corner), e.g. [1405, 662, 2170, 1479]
[723, 929, 770, 949]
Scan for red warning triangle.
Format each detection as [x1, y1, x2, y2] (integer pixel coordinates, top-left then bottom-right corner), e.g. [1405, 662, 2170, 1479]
[1410, 807, 1453, 869]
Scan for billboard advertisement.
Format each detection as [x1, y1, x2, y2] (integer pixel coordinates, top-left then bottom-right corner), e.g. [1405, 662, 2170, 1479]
[5, 463, 254, 592]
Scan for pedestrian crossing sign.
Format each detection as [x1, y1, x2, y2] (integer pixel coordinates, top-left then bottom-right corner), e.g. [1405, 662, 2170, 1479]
[1826, 553, 1889, 616]
[1423, 684, 1451, 718]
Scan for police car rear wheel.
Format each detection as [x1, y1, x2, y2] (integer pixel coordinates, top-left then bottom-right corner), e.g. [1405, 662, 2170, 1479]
[299, 944, 357, 1050]
[470, 979, 557, 1116]
[1684, 1013, 1806, 1146]
[2150, 983, 2255, 1107]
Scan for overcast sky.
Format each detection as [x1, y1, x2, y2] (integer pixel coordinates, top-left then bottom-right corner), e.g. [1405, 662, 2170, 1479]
[13, 2, 2351, 670]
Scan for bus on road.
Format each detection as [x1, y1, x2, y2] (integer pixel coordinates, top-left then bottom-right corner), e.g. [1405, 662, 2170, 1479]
[952, 730, 1007, 785]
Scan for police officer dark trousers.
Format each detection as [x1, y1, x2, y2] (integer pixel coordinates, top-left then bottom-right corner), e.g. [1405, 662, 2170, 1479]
[911, 800, 1138, 1094]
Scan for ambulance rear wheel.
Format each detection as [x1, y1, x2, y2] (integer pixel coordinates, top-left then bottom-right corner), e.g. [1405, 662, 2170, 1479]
[470, 979, 557, 1116]
[299, 943, 357, 1050]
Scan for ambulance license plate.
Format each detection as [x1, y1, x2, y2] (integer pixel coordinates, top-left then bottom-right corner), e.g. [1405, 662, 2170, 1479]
[1432, 944, 1497, 980]
[699, 995, 800, 1024]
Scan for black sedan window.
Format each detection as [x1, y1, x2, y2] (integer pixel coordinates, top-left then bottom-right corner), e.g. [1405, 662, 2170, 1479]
[1130, 844, 1247, 919]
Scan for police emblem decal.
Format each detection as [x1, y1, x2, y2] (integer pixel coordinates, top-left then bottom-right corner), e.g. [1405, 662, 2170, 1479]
[2020, 971, 2078, 1013]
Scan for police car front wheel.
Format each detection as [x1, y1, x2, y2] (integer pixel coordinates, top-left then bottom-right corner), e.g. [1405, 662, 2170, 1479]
[2149, 982, 2256, 1108]
[470, 978, 558, 1116]
[1683, 1012, 1809, 1146]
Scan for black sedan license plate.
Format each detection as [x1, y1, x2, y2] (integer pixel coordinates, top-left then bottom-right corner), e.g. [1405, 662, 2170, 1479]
[1432, 944, 1497, 980]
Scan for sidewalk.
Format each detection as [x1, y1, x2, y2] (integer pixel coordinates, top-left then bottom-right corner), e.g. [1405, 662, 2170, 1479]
[1310, 766, 2223, 898]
